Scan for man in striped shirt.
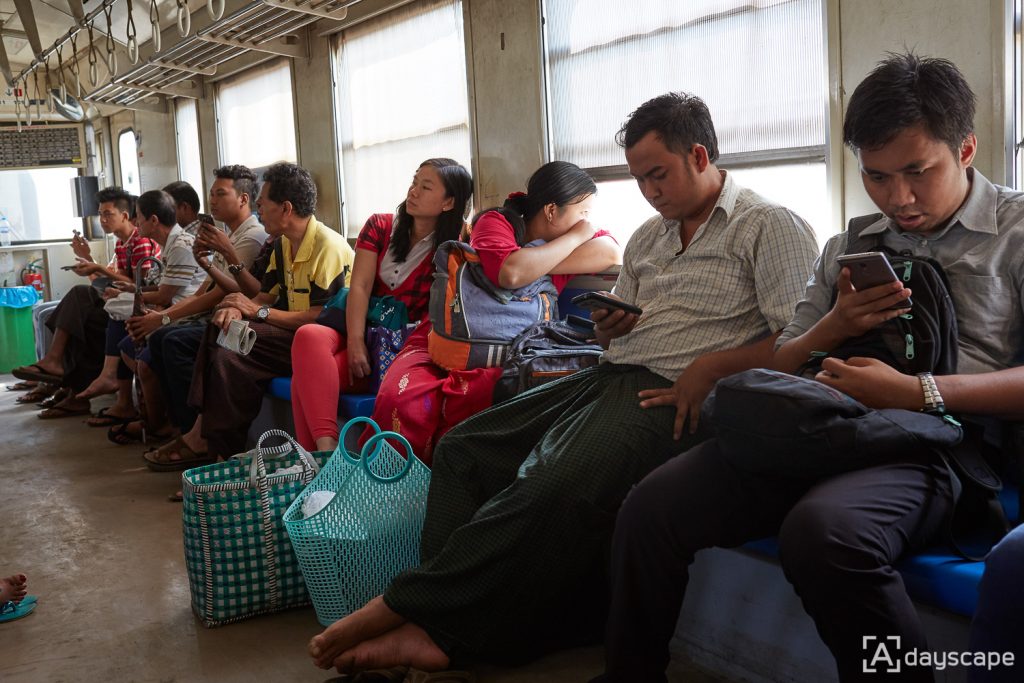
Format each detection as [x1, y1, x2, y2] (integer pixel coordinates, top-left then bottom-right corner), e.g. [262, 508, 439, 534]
[308, 92, 821, 674]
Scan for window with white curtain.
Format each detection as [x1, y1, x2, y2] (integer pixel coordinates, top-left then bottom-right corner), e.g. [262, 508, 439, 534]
[216, 58, 297, 169]
[335, 0, 471, 235]
[544, 0, 831, 244]
[174, 98, 206, 210]
[118, 128, 141, 196]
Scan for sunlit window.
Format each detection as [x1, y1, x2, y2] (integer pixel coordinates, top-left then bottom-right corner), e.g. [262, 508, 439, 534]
[118, 128, 141, 196]
[175, 98, 206, 210]
[0, 167, 82, 242]
[334, 0, 471, 235]
[544, 0, 831, 244]
[216, 58, 298, 168]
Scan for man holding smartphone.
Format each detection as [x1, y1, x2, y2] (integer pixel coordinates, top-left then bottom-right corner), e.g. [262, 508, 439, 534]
[307, 93, 819, 675]
[599, 53, 1024, 683]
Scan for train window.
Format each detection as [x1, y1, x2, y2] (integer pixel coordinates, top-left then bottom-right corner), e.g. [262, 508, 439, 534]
[174, 98, 206, 210]
[118, 128, 142, 196]
[543, 0, 830, 244]
[216, 58, 298, 168]
[334, 0, 471, 233]
[0, 167, 82, 243]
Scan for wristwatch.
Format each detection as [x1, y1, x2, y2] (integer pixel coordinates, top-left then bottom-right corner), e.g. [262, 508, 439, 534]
[161, 314, 171, 326]
[256, 305, 270, 322]
[228, 263, 246, 276]
[917, 372, 945, 413]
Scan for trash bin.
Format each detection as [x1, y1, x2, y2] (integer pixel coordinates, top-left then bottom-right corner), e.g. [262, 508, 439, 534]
[0, 286, 40, 373]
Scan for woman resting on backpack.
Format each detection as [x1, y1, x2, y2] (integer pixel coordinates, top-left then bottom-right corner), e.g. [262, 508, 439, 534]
[363, 160, 621, 465]
[290, 158, 473, 451]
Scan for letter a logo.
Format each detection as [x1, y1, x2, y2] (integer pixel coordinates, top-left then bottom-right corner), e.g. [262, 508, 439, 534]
[863, 636, 902, 673]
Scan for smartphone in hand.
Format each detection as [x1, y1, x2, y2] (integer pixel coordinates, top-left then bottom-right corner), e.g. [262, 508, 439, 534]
[198, 213, 215, 225]
[571, 291, 644, 316]
[836, 251, 912, 308]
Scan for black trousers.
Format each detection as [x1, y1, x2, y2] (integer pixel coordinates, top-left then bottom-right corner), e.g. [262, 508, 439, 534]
[146, 322, 205, 432]
[46, 284, 108, 392]
[599, 439, 954, 683]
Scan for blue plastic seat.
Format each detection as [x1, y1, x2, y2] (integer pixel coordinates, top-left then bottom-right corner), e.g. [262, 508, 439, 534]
[266, 377, 375, 418]
[742, 485, 1019, 617]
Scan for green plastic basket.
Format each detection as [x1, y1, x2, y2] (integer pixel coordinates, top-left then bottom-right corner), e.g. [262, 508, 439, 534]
[283, 417, 431, 626]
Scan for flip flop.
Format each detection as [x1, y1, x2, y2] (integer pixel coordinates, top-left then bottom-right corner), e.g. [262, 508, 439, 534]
[0, 595, 37, 623]
[143, 436, 212, 472]
[15, 384, 54, 404]
[38, 387, 71, 409]
[38, 404, 91, 419]
[167, 490, 184, 503]
[108, 421, 174, 447]
[11, 364, 63, 384]
[5, 380, 37, 391]
[86, 407, 139, 428]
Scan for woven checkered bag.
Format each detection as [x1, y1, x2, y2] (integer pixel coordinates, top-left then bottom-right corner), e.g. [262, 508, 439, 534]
[182, 430, 328, 627]
[284, 417, 431, 626]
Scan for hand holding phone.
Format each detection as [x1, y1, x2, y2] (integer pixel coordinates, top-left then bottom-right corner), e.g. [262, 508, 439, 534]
[571, 291, 644, 316]
[198, 213, 215, 226]
[836, 251, 912, 309]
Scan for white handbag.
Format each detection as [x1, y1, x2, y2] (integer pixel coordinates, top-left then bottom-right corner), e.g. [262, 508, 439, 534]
[102, 292, 136, 321]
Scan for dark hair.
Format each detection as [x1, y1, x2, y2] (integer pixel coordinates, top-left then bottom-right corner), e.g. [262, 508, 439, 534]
[843, 52, 976, 153]
[162, 181, 201, 213]
[472, 161, 596, 247]
[95, 186, 133, 214]
[616, 92, 719, 163]
[262, 162, 317, 218]
[213, 164, 259, 202]
[136, 190, 178, 227]
[390, 158, 474, 262]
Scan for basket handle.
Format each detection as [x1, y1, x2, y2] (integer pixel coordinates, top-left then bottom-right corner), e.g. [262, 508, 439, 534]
[359, 431, 416, 482]
[338, 416, 383, 465]
[247, 429, 320, 485]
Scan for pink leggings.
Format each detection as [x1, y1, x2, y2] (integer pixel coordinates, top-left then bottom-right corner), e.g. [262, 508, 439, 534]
[290, 324, 370, 450]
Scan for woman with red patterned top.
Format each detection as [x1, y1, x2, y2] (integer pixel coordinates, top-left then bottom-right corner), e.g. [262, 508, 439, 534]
[366, 161, 621, 465]
[290, 158, 473, 451]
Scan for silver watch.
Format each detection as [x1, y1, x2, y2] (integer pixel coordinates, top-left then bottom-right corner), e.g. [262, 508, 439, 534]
[161, 314, 171, 326]
[256, 305, 270, 321]
[917, 372, 944, 413]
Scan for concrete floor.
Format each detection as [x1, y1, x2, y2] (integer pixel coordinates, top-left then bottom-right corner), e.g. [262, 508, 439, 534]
[0, 374, 728, 683]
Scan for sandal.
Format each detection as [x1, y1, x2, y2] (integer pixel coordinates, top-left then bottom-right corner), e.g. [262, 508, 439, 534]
[0, 596, 37, 623]
[38, 403, 91, 419]
[5, 380, 37, 391]
[143, 436, 212, 472]
[108, 421, 174, 446]
[15, 383, 54, 404]
[38, 387, 71, 409]
[11, 363, 63, 384]
[86, 407, 139, 428]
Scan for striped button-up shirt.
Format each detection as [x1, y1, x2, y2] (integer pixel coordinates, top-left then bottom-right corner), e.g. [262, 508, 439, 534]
[604, 171, 820, 381]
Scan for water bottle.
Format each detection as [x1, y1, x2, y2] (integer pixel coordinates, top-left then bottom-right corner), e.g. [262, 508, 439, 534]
[0, 214, 11, 248]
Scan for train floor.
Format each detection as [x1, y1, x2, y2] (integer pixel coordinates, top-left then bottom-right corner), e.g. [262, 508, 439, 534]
[0, 373, 726, 683]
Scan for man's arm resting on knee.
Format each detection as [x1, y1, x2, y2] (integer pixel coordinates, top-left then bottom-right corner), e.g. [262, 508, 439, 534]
[640, 332, 781, 439]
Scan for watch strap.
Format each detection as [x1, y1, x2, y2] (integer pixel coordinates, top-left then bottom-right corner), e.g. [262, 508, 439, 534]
[917, 372, 945, 413]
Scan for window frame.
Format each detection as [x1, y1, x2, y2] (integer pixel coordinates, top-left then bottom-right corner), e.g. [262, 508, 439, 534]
[117, 127, 142, 196]
[174, 97, 206, 212]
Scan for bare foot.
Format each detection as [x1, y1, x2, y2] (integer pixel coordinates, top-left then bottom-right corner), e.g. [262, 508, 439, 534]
[76, 375, 119, 400]
[332, 622, 450, 674]
[0, 574, 27, 603]
[309, 595, 406, 669]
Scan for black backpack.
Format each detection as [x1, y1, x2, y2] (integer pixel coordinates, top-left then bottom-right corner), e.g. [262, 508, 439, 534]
[492, 316, 603, 403]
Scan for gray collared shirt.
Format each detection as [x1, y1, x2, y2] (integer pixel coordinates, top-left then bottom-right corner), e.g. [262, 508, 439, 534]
[778, 168, 1024, 375]
[604, 171, 820, 381]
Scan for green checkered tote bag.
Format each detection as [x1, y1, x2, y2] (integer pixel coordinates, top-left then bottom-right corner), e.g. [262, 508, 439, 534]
[284, 417, 431, 626]
[182, 429, 328, 627]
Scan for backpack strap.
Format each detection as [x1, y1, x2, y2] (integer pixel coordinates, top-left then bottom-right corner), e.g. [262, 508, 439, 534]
[843, 213, 886, 254]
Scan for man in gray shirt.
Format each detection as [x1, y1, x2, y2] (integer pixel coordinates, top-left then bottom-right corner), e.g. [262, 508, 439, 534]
[597, 53, 1024, 683]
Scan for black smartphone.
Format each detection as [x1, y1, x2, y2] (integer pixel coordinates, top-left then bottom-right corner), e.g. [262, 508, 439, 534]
[836, 251, 912, 308]
[198, 213, 215, 226]
[571, 291, 643, 316]
[60, 264, 78, 270]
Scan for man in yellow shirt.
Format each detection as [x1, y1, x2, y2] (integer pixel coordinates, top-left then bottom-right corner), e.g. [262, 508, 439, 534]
[147, 162, 354, 466]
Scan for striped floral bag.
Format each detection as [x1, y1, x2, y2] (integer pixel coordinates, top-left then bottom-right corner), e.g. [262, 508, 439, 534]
[182, 430, 328, 627]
